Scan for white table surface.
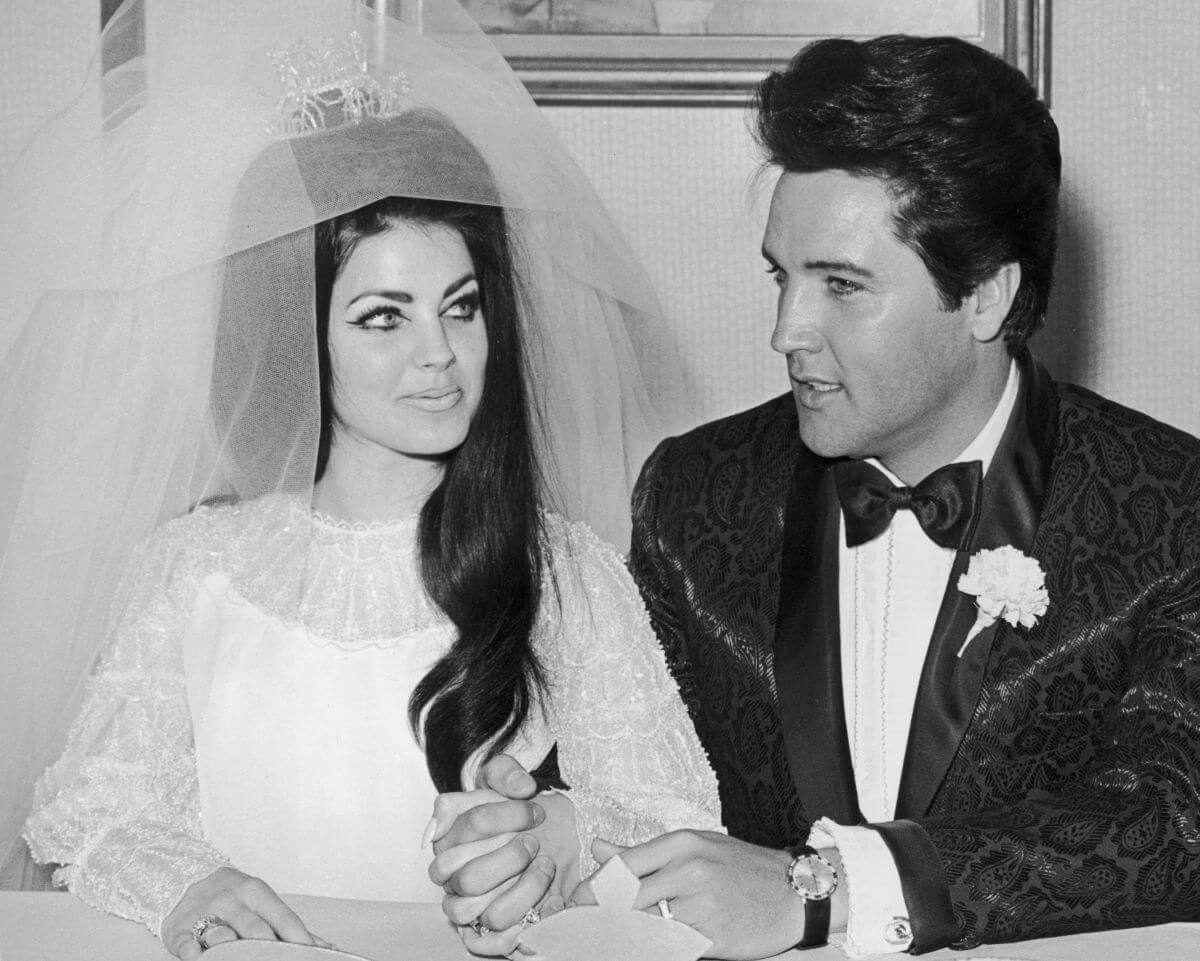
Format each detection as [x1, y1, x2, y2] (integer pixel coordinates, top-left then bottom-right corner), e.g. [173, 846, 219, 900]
[1, 892, 1197, 961]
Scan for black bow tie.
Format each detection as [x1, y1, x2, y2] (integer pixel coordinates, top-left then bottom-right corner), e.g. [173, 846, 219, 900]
[833, 459, 983, 551]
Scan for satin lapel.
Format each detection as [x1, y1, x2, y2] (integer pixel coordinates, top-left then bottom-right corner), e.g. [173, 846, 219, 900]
[773, 449, 862, 825]
[894, 353, 1059, 819]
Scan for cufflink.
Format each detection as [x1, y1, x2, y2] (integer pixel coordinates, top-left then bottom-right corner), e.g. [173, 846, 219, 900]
[884, 916, 913, 947]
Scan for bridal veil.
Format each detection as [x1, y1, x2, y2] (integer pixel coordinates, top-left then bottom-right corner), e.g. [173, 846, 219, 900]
[0, 0, 688, 885]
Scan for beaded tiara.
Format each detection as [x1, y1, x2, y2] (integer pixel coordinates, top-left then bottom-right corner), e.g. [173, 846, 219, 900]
[268, 30, 410, 135]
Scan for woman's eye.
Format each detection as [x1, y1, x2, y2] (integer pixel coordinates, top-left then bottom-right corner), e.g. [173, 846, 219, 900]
[352, 306, 403, 329]
[443, 296, 479, 320]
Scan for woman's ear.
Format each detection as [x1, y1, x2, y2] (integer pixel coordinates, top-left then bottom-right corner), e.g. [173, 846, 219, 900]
[969, 262, 1021, 343]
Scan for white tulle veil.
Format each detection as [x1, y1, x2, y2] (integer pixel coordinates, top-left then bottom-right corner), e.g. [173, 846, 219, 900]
[0, 0, 688, 886]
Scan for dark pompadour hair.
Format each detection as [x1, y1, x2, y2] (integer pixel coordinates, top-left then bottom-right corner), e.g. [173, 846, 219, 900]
[755, 35, 1061, 351]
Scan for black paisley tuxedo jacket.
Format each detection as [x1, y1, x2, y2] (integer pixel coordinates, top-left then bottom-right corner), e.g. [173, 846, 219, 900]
[629, 352, 1200, 951]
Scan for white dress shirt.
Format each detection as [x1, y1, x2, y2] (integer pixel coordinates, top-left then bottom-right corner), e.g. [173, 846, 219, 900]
[810, 361, 1020, 956]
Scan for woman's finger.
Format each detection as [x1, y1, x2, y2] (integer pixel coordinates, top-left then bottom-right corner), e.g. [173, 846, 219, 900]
[442, 875, 519, 926]
[166, 917, 232, 959]
[222, 904, 280, 941]
[240, 881, 316, 944]
[176, 940, 202, 961]
[430, 789, 506, 849]
[437, 798, 544, 852]
[479, 854, 556, 931]
[446, 834, 539, 898]
[462, 921, 524, 958]
[475, 754, 537, 799]
[201, 922, 240, 947]
[430, 830, 516, 885]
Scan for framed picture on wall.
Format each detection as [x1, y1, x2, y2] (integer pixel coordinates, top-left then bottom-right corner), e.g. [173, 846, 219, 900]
[450, 0, 1050, 105]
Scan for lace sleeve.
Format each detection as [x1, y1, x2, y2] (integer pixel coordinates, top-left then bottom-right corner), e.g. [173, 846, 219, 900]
[22, 517, 229, 936]
[538, 515, 724, 878]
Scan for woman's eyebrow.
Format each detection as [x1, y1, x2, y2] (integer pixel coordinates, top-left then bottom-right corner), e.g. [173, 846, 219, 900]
[442, 272, 477, 299]
[346, 288, 412, 308]
[345, 272, 476, 309]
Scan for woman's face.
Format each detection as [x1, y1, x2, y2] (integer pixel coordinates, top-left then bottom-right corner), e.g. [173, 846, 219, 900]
[326, 220, 488, 462]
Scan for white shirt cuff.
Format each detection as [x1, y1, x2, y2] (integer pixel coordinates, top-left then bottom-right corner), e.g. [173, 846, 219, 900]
[809, 817, 913, 956]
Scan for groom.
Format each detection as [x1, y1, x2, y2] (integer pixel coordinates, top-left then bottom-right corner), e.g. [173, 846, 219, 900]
[434, 34, 1200, 958]
[615, 33, 1200, 957]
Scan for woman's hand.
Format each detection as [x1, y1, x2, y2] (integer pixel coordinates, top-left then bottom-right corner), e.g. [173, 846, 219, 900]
[161, 866, 330, 959]
[428, 756, 579, 956]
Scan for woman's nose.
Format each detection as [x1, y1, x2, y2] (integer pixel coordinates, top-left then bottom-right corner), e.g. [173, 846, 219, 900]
[414, 319, 456, 370]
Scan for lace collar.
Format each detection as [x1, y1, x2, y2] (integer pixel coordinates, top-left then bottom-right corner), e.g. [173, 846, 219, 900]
[193, 494, 447, 648]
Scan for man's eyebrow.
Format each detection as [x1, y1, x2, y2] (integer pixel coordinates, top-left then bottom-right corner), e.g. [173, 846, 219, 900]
[804, 259, 876, 280]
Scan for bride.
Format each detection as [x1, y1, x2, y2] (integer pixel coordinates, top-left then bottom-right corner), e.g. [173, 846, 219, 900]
[2, 0, 721, 957]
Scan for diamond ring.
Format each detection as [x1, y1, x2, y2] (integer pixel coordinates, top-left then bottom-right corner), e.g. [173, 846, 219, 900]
[191, 914, 233, 950]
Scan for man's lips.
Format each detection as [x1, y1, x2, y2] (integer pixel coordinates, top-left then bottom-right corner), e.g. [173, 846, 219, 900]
[791, 375, 843, 409]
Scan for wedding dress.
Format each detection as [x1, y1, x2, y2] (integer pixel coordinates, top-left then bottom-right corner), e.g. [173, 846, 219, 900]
[24, 494, 721, 932]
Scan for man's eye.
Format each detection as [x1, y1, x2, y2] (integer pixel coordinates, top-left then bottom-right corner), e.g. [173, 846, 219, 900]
[765, 265, 786, 287]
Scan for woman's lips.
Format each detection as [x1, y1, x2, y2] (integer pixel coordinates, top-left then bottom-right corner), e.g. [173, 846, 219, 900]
[401, 387, 462, 412]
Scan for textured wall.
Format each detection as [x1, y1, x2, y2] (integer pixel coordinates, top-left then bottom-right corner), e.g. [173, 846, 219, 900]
[1041, 2, 1200, 435]
[544, 105, 781, 427]
[0, 1, 96, 178]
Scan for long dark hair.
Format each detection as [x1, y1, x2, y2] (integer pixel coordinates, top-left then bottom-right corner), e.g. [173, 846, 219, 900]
[314, 192, 547, 792]
[216, 110, 548, 791]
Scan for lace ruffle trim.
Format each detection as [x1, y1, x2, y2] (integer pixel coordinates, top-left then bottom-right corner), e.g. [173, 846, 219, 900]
[164, 494, 442, 647]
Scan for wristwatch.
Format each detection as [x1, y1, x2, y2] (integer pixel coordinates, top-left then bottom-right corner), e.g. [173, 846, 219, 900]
[785, 844, 839, 948]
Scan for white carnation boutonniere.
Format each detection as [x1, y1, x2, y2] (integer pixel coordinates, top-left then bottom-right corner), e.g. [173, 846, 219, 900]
[956, 545, 1049, 658]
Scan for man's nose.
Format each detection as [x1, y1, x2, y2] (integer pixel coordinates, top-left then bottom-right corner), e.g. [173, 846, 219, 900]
[770, 293, 825, 356]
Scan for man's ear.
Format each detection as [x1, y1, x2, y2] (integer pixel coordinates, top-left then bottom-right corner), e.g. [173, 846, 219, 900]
[969, 262, 1021, 343]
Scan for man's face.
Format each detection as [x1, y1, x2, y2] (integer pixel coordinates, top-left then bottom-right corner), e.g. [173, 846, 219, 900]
[764, 169, 995, 482]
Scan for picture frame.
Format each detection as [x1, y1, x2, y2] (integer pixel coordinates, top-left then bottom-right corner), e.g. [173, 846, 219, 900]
[451, 0, 1051, 106]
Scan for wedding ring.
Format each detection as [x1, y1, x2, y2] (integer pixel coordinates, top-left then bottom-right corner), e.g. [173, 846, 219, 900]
[656, 899, 673, 921]
[469, 920, 492, 938]
[521, 908, 541, 928]
[191, 914, 232, 950]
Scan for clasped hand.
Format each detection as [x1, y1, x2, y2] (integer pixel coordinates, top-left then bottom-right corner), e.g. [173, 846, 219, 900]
[429, 755, 810, 960]
[428, 756, 577, 956]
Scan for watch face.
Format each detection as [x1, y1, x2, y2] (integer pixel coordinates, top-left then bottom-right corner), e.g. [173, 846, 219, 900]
[789, 854, 836, 900]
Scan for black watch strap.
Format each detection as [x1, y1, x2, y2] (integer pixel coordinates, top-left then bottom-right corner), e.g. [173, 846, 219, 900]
[788, 844, 832, 949]
[800, 897, 831, 948]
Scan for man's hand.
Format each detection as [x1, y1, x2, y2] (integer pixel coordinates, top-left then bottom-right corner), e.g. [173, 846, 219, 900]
[571, 832, 817, 961]
[161, 867, 330, 960]
[429, 755, 578, 957]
